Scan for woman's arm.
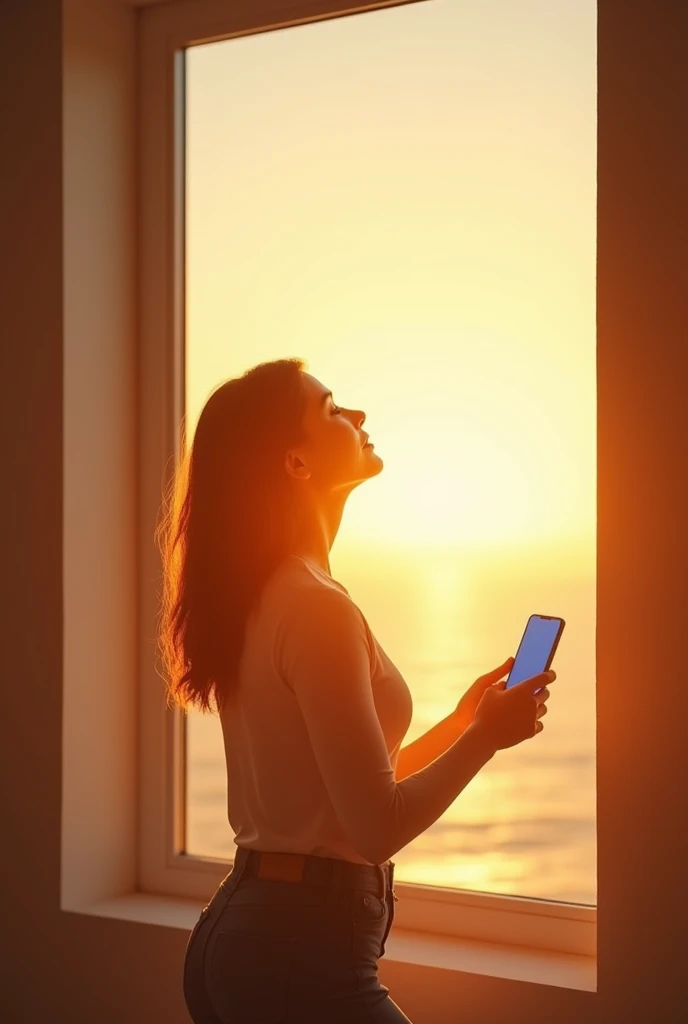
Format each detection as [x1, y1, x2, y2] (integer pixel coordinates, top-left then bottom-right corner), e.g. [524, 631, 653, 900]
[395, 710, 465, 782]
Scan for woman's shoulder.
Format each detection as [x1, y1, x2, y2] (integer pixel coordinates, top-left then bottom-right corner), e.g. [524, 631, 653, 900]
[262, 558, 376, 673]
[264, 557, 371, 635]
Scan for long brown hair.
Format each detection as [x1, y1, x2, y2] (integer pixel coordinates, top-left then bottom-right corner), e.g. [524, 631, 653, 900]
[156, 357, 308, 715]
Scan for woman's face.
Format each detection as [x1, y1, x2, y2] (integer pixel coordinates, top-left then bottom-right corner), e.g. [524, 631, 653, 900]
[285, 372, 383, 493]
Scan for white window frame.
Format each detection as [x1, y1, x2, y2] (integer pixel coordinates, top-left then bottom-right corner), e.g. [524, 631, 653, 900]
[138, 0, 596, 962]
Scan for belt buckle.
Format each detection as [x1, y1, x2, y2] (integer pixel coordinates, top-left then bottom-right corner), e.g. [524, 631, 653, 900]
[256, 852, 306, 883]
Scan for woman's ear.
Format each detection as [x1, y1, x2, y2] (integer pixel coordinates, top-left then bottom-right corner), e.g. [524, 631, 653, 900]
[285, 450, 311, 480]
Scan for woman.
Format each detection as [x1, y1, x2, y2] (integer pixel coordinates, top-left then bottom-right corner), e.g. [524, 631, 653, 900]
[157, 357, 553, 1024]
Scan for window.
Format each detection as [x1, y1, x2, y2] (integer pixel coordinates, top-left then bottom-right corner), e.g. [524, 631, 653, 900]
[140, 0, 596, 957]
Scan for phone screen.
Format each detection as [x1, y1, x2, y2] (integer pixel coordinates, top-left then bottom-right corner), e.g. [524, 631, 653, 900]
[505, 615, 565, 693]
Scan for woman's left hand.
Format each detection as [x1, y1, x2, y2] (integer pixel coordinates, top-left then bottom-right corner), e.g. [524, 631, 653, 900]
[454, 656, 515, 731]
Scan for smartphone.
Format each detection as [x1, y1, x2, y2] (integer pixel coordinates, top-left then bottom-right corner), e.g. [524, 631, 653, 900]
[505, 614, 566, 694]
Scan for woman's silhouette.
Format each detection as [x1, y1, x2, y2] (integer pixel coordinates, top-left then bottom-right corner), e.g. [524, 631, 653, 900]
[157, 357, 553, 1023]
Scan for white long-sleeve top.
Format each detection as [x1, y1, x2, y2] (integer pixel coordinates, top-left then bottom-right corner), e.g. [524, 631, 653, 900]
[219, 554, 414, 865]
[220, 554, 496, 866]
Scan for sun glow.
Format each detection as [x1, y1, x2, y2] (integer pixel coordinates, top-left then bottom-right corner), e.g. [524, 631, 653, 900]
[185, 1, 595, 552]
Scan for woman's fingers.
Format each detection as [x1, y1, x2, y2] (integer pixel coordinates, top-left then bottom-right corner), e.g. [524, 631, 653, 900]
[531, 684, 552, 734]
[512, 670, 555, 696]
[478, 657, 515, 686]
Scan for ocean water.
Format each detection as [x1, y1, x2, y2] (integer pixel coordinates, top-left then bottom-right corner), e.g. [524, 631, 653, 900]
[185, 541, 596, 906]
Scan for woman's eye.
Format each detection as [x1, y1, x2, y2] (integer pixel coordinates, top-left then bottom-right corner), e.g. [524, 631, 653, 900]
[331, 406, 342, 415]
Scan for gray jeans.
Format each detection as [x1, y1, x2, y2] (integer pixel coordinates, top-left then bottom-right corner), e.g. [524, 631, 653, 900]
[182, 849, 412, 1023]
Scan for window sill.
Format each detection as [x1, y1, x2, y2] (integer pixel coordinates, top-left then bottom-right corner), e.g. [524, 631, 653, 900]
[70, 893, 596, 993]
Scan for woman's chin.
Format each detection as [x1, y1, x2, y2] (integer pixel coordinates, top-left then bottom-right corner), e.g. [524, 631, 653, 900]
[364, 450, 383, 473]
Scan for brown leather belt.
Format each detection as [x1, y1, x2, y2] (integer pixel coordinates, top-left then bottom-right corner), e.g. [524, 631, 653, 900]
[231, 846, 396, 900]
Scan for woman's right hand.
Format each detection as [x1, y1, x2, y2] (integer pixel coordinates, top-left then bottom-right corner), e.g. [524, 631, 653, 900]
[472, 670, 555, 752]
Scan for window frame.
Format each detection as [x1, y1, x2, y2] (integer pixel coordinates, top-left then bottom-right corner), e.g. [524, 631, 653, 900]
[137, 0, 596, 960]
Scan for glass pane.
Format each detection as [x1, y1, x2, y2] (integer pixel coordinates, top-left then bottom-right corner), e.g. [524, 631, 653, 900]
[184, 0, 597, 905]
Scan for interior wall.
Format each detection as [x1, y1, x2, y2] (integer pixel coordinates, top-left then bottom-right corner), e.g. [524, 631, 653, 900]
[0, 1, 184, 1020]
[0, 0, 686, 1021]
[0, 0, 66, 1008]
[594, 0, 688, 1013]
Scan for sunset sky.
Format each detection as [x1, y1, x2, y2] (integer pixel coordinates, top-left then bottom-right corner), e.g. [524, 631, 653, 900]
[184, 0, 597, 553]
